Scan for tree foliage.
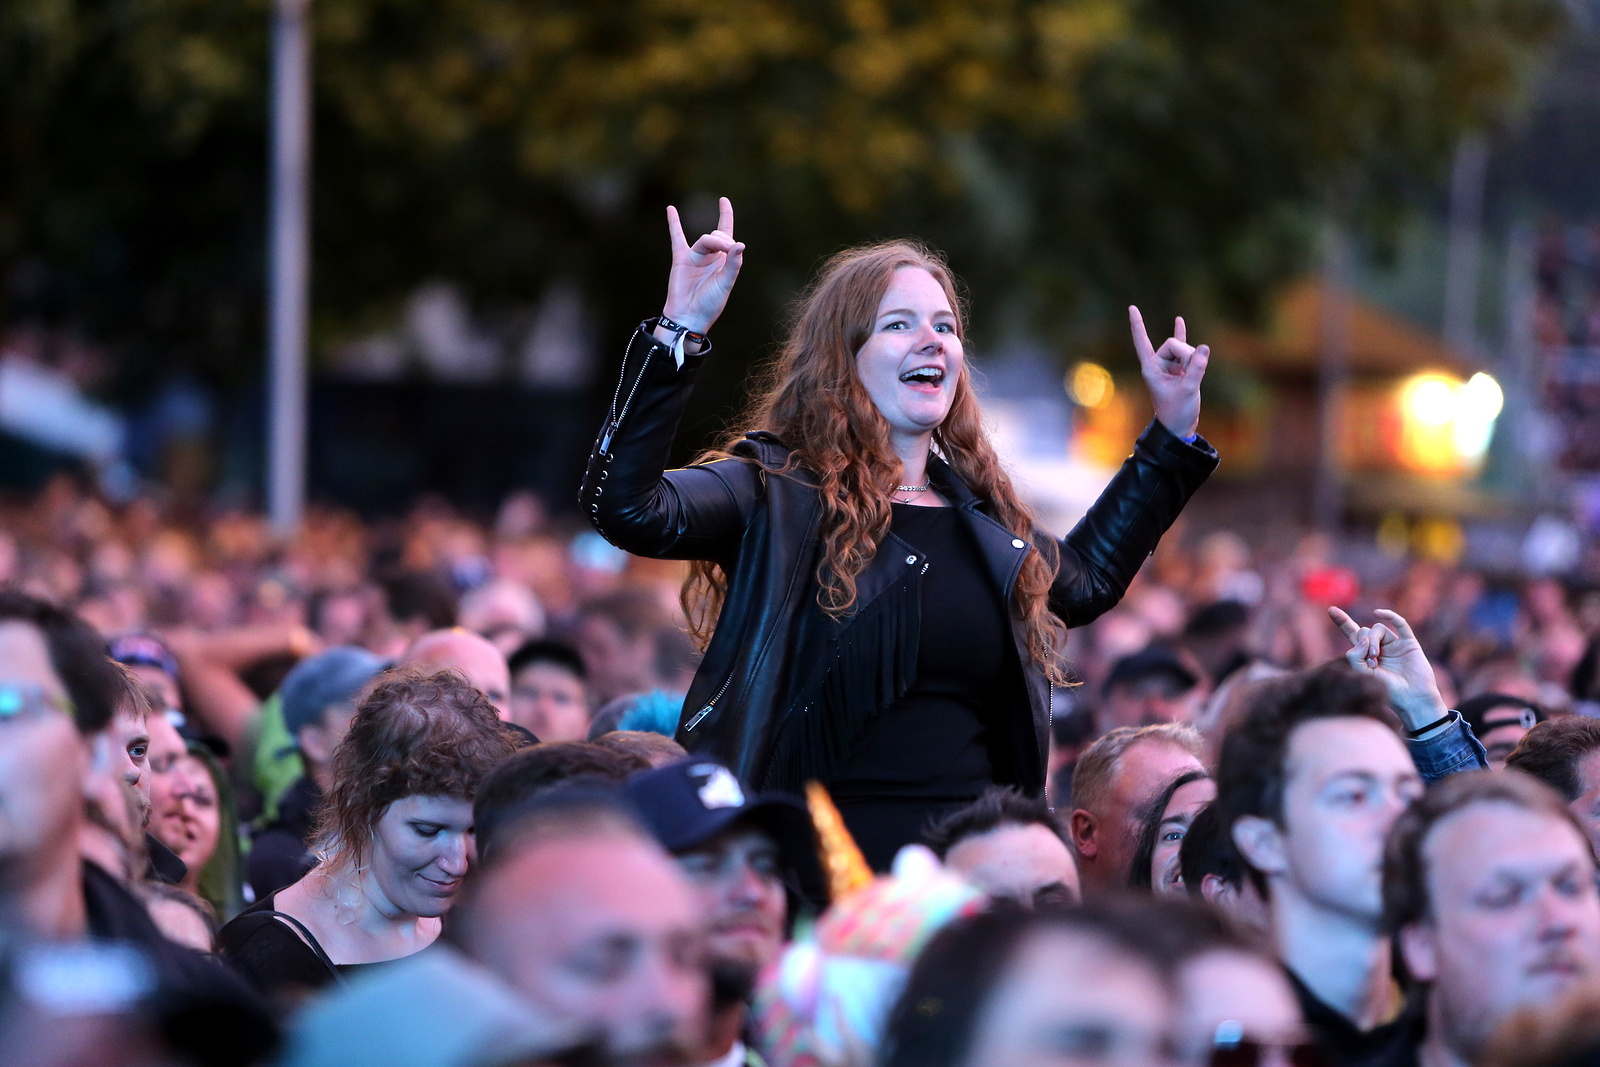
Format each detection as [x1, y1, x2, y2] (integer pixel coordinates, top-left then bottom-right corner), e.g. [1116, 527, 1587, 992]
[0, 0, 1562, 395]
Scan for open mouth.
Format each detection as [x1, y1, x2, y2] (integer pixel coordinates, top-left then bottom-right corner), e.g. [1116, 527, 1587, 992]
[898, 366, 945, 386]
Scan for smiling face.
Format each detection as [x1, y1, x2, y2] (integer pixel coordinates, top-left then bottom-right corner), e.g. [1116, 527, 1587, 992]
[158, 754, 220, 886]
[366, 794, 476, 918]
[1151, 778, 1216, 896]
[1404, 801, 1600, 1061]
[854, 266, 965, 455]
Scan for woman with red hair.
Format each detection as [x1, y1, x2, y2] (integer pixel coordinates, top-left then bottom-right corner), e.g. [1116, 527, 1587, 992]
[582, 199, 1216, 867]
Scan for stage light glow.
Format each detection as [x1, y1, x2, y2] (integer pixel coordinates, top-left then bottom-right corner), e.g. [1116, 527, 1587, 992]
[1393, 370, 1503, 474]
[1402, 373, 1458, 427]
[1067, 362, 1114, 409]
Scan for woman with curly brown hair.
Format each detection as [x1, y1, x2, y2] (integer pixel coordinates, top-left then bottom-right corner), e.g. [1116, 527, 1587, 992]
[220, 669, 516, 1006]
[582, 199, 1217, 868]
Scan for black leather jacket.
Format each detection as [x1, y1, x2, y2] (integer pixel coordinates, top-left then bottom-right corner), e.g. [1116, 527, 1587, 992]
[581, 323, 1219, 793]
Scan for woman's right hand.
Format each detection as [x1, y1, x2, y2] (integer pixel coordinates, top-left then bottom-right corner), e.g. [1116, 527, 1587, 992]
[660, 196, 744, 337]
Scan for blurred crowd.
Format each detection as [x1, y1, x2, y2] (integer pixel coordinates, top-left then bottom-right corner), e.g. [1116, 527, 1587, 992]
[9, 473, 1600, 1067]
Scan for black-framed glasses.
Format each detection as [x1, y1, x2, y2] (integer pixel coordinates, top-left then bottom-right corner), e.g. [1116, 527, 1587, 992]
[1209, 1021, 1325, 1067]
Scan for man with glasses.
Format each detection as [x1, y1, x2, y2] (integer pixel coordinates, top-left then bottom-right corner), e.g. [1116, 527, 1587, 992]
[627, 760, 818, 1067]
[1380, 771, 1600, 1067]
[0, 590, 126, 939]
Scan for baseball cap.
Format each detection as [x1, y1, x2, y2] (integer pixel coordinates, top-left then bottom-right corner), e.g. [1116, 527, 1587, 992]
[1103, 645, 1200, 696]
[625, 759, 820, 894]
[280, 647, 387, 738]
[107, 632, 180, 682]
[1459, 692, 1543, 739]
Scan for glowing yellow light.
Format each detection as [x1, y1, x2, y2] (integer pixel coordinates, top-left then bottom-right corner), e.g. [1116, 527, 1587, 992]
[1393, 370, 1504, 474]
[1402, 373, 1459, 427]
[1461, 372, 1503, 421]
[1376, 513, 1410, 558]
[1412, 517, 1465, 564]
[1067, 362, 1114, 409]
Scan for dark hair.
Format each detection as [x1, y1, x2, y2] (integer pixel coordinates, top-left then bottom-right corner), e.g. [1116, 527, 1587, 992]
[314, 669, 517, 865]
[1127, 770, 1212, 892]
[1184, 600, 1251, 639]
[1505, 718, 1600, 802]
[473, 741, 647, 856]
[881, 903, 1171, 1067]
[1383, 769, 1591, 937]
[1213, 663, 1397, 894]
[384, 571, 458, 629]
[923, 786, 1071, 858]
[449, 784, 649, 955]
[0, 588, 124, 734]
[590, 729, 688, 767]
[1179, 802, 1248, 899]
[508, 639, 587, 680]
[1215, 662, 1396, 830]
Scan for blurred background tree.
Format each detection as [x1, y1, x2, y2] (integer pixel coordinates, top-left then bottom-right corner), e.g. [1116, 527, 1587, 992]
[0, 0, 1561, 452]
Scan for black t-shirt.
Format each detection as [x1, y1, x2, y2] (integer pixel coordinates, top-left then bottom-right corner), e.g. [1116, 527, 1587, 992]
[81, 861, 279, 1063]
[830, 504, 1014, 866]
[1287, 968, 1424, 1067]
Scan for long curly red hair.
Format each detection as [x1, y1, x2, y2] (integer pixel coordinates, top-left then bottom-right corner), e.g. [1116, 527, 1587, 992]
[684, 241, 1068, 683]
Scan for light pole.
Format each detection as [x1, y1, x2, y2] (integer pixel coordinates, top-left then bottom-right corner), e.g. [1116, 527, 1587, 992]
[267, 0, 311, 536]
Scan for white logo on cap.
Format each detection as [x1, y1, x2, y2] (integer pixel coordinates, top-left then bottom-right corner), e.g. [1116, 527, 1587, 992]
[692, 764, 746, 810]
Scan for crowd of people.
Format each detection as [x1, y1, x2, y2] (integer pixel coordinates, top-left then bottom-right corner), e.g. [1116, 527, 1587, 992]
[4, 468, 1600, 1067]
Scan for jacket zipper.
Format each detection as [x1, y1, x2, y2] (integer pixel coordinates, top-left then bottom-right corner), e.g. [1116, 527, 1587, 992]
[684, 671, 734, 732]
[597, 329, 657, 457]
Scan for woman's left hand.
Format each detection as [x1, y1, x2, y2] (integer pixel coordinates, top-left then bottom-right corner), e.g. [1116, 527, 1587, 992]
[1129, 306, 1209, 440]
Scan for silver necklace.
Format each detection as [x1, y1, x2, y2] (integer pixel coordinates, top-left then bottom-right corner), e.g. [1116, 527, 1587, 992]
[896, 482, 929, 494]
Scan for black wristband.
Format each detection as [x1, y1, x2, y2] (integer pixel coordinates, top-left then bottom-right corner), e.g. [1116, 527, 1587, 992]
[653, 314, 707, 343]
[1405, 711, 1456, 739]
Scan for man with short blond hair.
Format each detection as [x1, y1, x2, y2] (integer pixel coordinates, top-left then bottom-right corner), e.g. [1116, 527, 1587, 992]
[1068, 722, 1204, 896]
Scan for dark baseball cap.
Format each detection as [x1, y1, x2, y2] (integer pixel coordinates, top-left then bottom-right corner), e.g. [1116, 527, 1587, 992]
[1103, 645, 1200, 696]
[1459, 692, 1543, 739]
[625, 759, 820, 891]
[281, 647, 387, 737]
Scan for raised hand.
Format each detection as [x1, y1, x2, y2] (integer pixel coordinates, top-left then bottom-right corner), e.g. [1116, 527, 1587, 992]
[1328, 606, 1449, 731]
[661, 196, 744, 336]
[1129, 307, 1209, 440]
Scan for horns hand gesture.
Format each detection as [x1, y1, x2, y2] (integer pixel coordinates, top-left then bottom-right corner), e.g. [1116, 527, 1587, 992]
[1129, 307, 1209, 440]
[1328, 606, 1450, 733]
[661, 196, 744, 337]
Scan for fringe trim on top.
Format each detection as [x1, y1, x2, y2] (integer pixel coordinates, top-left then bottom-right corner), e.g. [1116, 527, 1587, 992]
[766, 572, 921, 792]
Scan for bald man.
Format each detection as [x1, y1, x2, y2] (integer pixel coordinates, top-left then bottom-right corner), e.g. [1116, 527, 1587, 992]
[403, 628, 512, 720]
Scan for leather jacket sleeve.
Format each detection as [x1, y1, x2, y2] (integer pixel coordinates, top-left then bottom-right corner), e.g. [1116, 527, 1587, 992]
[1049, 419, 1219, 626]
[581, 324, 764, 561]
